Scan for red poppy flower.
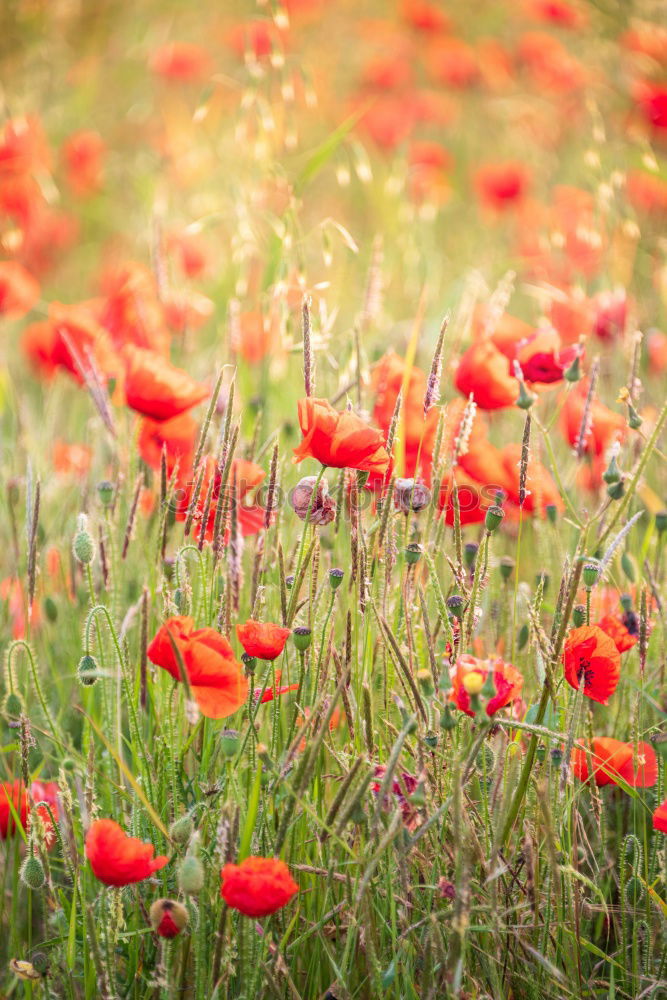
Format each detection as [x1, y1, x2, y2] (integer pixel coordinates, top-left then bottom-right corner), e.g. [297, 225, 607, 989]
[560, 380, 626, 456]
[255, 669, 299, 703]
[293, 397, 390, 474]
[653, 798, 667, 833]
[236, 620, 291, 661]
[524, 0, 586, 29]
[53, 441, 92, 478]
[226, 20, 287, 61]
[454, 340, 519, 410]
[0, 115, 51, 177]
[148, 616, 248, 719]
[450, 655, 524, 717]
[220, 857, 298, 917]
[138, 413, 198, 484]
[173, 455, 266, 543]
[562, 625, 621, 704]
[571, 738, 657, 788]
[633, 80, 667, 133]
[42, 301, 121, 383]
[498, 443, 564, 516]
[122, 346, 209, 421]
[401, 0, 450, 33]
[100, 262, 170, 357]
[150, 42, 212, 82]
[473, 162, 531, 212]
[427, 37, 479, 89]
[85, 819, 169, 886]
[627, 171, 667, 217]
[647, 330, 667, 375]
[0, 261, 39, 319]
[0, 781, 28, 839]
[62, 130, 105, 196]
[232, 310, 277, 364]
[596, 614, 638, 654]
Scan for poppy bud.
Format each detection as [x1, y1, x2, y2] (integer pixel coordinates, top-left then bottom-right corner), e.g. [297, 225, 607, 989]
[72, 515, 94, 565]
[220, 729, 239, 759]
[178, 855, 204, 895]
[173, 588, 187, 613]
[43, 596, 58, 622]
[9, 959, 41, 982]
[394, 478, 430, 513]
[563, 354, 582, 382]
[416, 669, 434, 697]
[404, 542, 422, 565]
[656, 511, 667, 534]
[169, 815, 194, 845]
[464, 542, 478, 569]
[30, 952, 49, 975]
[20, 855, 45, 890]
[619, 593, 633, 613]
[499, 556, 514, 581]
[97, 481, 115, 508]
[292, 626, 312, 652]
[572, 604, 587, 627]
[626, 402, 642, 430]
[424, 730, 438, 748]
[515, 380, 535, 410]
[78, 653, 99, 686]
[446, 594, 465, 620]
[546, 503, 558, 525]
[607, 478, 625, 500]
[484, 505, 504, 533]
[4, 690, 24, 718]
[583, 562, 600, 588]
[439, 703, 457, 730]
[602, 454, 621, 484]
[329, 568, 344, 590]
[150, 898, 189, 938]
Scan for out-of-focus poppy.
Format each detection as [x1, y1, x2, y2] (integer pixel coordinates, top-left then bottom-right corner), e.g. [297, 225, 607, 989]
[450, 655, 524, 716]
[122, 346, 209, 421]
[100, 262, 170, 357]
[163, 291, 214, 334]
[138, 413, 197, 484]
[173, 455, 266, 543]
[149, 42, 212, 82]
[498, 442, 563, 516]
[0, 780, 59, 847]
[592, 289, 628, 341]
[647, 329, 667, 374]
[473, 162, 531, 212]
[595, 614, 638, 654]
[408, 141, 453, 204]
[236, 620, 290, 661]
[524, 0, 587, 29]
[232, 310, 277, 364]
[226, 20, 287, 61]
[401, 0, 451, 33]
[621, 25, 667, 66]
[571, 738, 657, 787]
[653, 798, 667, 833]
[632, 80, 667, 134]
[427, 37, 479, 88]
[293, 397, 390, 475]
[560, 380, 626, 456]
[53, 441, 92, 478]
[1, 577, 40, 638]
[220, 857, 298, 917]
[627, 171, 667, 217]
[254, 669, 299, 704]
[562, 625, 621, 703]
[85, 819, 169, 886]
[0, 781, 28, 839]
[147, 616, 248, 719]
[454, 339, 519, 409]
[62, 130, 105, 196]
[0, 115, 51, 177]
[517, 32, 587, 94]
[0, 260, 39, 319]
[166, 230, 210, 279]
[45, 301, 121, 383]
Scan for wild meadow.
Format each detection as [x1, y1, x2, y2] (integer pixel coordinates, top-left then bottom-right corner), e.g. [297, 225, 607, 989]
[1, 0, 666, 997]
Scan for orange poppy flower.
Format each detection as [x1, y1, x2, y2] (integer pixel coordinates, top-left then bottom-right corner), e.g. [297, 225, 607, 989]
[571, 738, 657, 788]
[147, 616, 248, 719]
[149, 42, 212, 82]
[595, 614, 638, 654]
[236, 620, 291, 661]
[220, 857, 298, 917]
[0, 114, 51, 177]
[138, 413, 198, 484]
[498, 443, 564, 516]
[454, 339, 519, 410]
[1, 577, 40, 638]
[85, 819, 169, 886]
[450, 655, 524, 717]
[47, 301, 121, 383]
[562, 625, 621, 704]
[560, 380, 626, 456]
[647, 330, 667, 375]
[173, 455, 266, 542]
[122, 346, 209, 421]
[53, 441, 92, 478]
[100, 262, 170, 357]
[293, 397, 390, 474]
[254, 669, 299, 703]
[232, 310, 277, 364]
[427, 37, 479, 89]
[653, 798, 667, 833]
[473, 162, 531, 212]
[0, 260, 39, 319]
[62, 130, 105, 196]
[0, 781, 28, 839]
[401, 0, 450, 33]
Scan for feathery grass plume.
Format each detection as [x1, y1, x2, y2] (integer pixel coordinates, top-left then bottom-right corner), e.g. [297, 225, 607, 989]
[575, 358, 599, 458]
[121, 474, 143, 559]
[98, 526, 108, 588]
[321, 756, 365, 840]
[264, 441, 279, 531]
[197, 473, 215, 553]
[26, 478, 40, 613]
[424, 313, 449, 417]
[377, 476, 395, 555]
[519, 412, 532, 507]
[453, 394, 477, 462]
[598, 510, 643, 581]
[60, 332, 116, 437]
[212, 423, 240, 559]
[302, 294, 315, 397]
[362, 682, 375, 757]
[332, 648, 354, 739]
[192, 367, 226, 475]
[228, 469, 242, 613]
[140, 587, 148, 710]
[639, 587, 648, 676]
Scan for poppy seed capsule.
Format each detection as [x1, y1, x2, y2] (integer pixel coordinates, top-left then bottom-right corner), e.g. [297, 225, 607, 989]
[329, 568, 344, 590]
[150, 898, 188, 938]
[607, 479, 625, 500]
[546, 503, 558, 525]
[583, 562, 600, 588]
[78, 653, 99, 686]
[404, 542, 422, 565]
[515, 380, 535, 410]
[292, 627, 312, 652]
[220, 729, 239, 758]
[484, 505, 504, 532]
[572, 604, 587, 627]
[563, 354, 582, 382]
[290, 475, 336, 525]
[178, 855, 204, 895]
[446, 595, 465, 620]
[97, 480, 115, 508]
[499, 556, 514, 581]
[20, 855, 45, 890]
[394, 478, 430, 513]
[464, 542, 478, 569]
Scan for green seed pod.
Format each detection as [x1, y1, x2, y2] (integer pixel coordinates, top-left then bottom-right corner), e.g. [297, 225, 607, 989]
[43, 596, 58, 623]
[607, 479, 625, 500]
[572, 605, 586, 627]
[545, 503, 558, 525]
[464, 542, 478, 568]
[77, 654, 99, 687]
[178, 855, 204, 895]
[329, 568, 344, 590]
[499, 556, 515, 581]
[292, 627, 312, 652]
[97, 481, 115, 508]
[424, 730, 438, 749]
[602, 454, 621, 484]
[72, 521, 95, 565]
[655, 510, 667, 534]
[4, 690, 24, 718]
[582, 561, 600, 589]
[219, 729, 240, 759]
[535, 744, 546, 764]
[446, 595, 465, 620]
[515, 380, 535, 410]
[563, 354, 582, 382]
[20, 855, 45, 890]
[619, 593, 632, 613]
[484, 505, 505, 533]
[169, 815, 194, 845]
[627, 402, 642, 430]
[404, 542, 423, 565]
[61, 758, 75, 771]
[439, 703, 457, 731]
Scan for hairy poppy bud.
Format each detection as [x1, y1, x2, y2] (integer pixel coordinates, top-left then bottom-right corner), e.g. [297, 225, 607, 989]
[20, 855, 45, 890]
[150, 898, 188, 938]
[178, 855, 204, 895]
[329, 568, 344, 590]
[78, 654, 99, 686]
[4, 690, 24, 718]
[169, 815, 194, 845]
[439, 704, 457, 730]
[72, 514, 94, 565]
[484, 505, 504, 533]
[43, 596, 58, 623]
[292, 627, 312, 652]
[394, 478, 430, 513]
[220, 729, 239, 759]
[290, 476, 336, 525]
[416, 669, 434, 697]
